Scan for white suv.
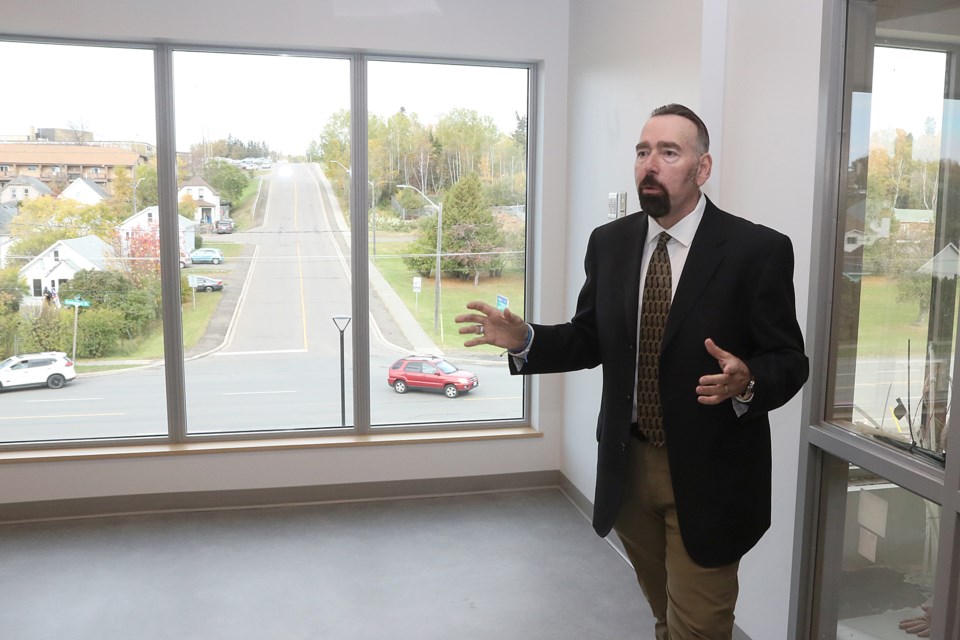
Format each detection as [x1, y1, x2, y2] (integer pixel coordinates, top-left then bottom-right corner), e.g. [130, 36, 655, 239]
[0, 352, 77, 391]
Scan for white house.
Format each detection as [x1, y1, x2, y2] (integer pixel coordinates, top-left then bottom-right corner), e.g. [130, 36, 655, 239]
[178, 177, 223, 224]
[18, 234, 113, 306]
[117, 205, 198, 257]
[0, 202, 18, 268]
[58, 177, 109, 205]
[0, 175, 53, 205]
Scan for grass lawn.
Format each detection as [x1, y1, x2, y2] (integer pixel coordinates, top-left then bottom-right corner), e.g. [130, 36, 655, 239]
[855, 275, 957, 357]
[78, 292, 222, 365]
[198, 241, 243, 258]
[225, 177, 263, 231]
[372, 234, 525, 356]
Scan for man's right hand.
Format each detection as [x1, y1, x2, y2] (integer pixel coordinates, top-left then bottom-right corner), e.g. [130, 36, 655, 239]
[455, 301, 529, 350]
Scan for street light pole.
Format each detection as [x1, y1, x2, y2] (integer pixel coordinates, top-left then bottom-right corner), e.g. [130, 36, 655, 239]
[398, 184, 442, 335]
[132, 177, 144, 216]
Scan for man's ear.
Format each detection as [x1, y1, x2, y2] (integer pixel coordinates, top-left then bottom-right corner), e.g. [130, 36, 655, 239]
[697, 153, 713, 186]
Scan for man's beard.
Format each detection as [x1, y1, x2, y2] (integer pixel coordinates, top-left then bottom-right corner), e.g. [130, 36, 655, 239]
[637, 176, 671, 219]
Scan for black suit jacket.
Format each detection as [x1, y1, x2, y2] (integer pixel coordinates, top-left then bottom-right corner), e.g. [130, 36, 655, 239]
[512, 198, 808, 568]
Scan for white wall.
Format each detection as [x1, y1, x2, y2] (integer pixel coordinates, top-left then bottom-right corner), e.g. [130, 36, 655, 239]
[564, 1, 822, 638]
[563, 0, 704, 519]
[0, 0, 571, 502]
[719, 2, 821, 638]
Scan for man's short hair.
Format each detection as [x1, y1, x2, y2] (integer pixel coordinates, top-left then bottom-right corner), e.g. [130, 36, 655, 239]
[650, 104, 710, 154]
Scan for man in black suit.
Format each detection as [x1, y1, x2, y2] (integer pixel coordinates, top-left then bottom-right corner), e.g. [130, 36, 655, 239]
[456, 104, 808, 639]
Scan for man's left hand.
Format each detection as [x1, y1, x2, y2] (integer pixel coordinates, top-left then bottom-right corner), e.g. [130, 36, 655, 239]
[696, 338, 752, 405]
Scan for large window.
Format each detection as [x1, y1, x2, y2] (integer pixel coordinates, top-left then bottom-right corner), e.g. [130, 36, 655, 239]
[363, 61, 528, 427]
[803, 1, 960, 638]
[0, 41, 533, 445]
[827, 14, 956, 466]
[0, 41, 164, 443]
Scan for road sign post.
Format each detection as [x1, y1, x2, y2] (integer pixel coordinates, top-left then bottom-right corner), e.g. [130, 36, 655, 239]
[413, 276, 422, 311]
[332, 315, 352, 427]
[63, 298, 91, 361]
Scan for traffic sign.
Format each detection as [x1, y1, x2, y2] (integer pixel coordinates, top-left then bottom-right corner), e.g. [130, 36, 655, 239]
[64, 299, 91, 308]
[412, 276, 422, 293]
[496, 294, 508, 311]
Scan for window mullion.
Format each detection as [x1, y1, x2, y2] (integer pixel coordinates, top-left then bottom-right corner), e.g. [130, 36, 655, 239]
[351, 53, 371, 434]
[155, 43, 188, 442]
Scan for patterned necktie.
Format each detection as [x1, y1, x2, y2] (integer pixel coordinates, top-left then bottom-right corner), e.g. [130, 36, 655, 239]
[636, 232, 672, 446]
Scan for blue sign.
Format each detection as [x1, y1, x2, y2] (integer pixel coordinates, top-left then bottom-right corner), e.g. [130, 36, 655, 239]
[496, 294, 508, 311]
[64, 298, 91, 308]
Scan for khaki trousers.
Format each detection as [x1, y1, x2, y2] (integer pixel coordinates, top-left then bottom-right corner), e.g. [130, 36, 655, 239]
[614, 438, 740, 640]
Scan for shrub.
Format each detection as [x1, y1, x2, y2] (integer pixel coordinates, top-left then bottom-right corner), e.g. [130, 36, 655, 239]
[74, 307, 125, 358]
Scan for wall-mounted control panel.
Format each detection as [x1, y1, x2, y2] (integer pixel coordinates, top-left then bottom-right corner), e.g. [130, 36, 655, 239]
[607, 191, 627, 220]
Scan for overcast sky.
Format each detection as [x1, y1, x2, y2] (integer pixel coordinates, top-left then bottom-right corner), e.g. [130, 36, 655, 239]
[1, 40, 945, 159]
[0, 41, 528, 157]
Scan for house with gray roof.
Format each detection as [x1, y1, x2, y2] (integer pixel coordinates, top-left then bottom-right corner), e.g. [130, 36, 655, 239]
[18, 234, 114, 306]
[117, 206, 198, 258]
[0, 175, 53, 205]
[0, 202, 18, 268]
[59, 177, 110, 205]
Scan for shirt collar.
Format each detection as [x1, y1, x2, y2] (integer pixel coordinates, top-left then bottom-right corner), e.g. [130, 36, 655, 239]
[645, 193, 707, 248]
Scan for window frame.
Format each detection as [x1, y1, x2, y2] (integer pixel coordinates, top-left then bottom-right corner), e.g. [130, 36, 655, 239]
[0, 36, 537, 451]
[792, 1, 960, 638]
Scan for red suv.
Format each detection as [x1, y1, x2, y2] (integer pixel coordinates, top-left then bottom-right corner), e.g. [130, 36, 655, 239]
[388, 356, 479, 398]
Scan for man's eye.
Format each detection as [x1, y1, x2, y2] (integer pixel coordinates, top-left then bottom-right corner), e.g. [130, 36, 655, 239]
[636, 150, 649, 159]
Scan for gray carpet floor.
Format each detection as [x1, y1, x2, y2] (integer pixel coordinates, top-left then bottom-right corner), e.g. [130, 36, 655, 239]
[0, 488, 655, 639]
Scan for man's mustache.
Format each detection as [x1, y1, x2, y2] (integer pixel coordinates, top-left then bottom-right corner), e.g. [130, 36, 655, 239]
[639, 175, 663, 190]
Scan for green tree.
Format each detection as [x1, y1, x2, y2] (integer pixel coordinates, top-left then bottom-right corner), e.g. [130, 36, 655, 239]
[202, 159, 249, 204]
[0, 266, 27, 313]
[434, 109, 498, 185]
[441, 173, 504, 284]
[318, 109, 351, 168]
[7, 196, 119, 265]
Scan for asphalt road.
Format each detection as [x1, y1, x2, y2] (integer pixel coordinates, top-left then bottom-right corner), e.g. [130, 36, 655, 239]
[2, 163, 524, 443]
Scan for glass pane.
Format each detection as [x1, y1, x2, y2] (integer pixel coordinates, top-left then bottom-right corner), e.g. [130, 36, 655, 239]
[827, 0, 958, 464]
[173, 51, 352, 434]
[0, 41, 164, 442]
[361, 61, 528, 427]
[835, 467, 940, 639]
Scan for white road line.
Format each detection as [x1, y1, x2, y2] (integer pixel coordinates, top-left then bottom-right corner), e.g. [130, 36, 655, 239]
[0, 412, 125, 421]
[26, 397, 104, 403]
[222, 390, 298, 396]
[215, 349, 308, 356]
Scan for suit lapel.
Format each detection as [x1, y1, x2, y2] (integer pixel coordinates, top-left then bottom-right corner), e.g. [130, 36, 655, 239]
[662, 201, 729, 350]
[624, 214, 648, 334]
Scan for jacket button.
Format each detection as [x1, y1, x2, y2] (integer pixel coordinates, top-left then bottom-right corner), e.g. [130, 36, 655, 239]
[621, 443, 627, 452]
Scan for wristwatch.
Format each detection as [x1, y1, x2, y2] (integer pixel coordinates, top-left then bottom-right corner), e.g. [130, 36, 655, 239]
[736, 377, 755, 403]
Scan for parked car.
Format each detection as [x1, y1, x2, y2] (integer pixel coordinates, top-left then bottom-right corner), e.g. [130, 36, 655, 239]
[188, 275, 224, 292]
[387, 355, 478, 398]
[215, 219, 235, 234]
[0, 352, 76, 391]
[190, 248, 225, 264]
[180, 251, 192, 268]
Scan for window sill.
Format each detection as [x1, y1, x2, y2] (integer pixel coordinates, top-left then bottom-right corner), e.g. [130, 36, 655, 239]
[0, 427, 542, 464]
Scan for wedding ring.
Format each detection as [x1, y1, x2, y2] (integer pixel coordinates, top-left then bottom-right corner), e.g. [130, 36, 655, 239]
[477, 324, 485, 336]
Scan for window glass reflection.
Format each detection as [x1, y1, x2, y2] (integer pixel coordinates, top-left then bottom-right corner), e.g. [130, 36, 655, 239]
[836, 468, 939, 639]
[827, 3, 957, 464]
